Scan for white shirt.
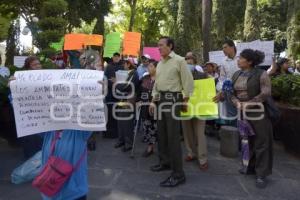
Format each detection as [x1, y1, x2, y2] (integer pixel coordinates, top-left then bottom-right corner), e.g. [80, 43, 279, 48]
[217, 55, 239, 91]
[195, 65, 204, 72]
[220, 55, 239, 80]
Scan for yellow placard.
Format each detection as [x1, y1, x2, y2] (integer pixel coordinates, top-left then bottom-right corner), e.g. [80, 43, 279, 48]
[181, 78, 218, 118]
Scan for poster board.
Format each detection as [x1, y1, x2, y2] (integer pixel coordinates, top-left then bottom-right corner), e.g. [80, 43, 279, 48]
[10, 69, 106, 137]
[181, 78, 218, 118]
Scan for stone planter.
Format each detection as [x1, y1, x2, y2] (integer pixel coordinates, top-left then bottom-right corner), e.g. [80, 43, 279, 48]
[274, 103, 300, 156]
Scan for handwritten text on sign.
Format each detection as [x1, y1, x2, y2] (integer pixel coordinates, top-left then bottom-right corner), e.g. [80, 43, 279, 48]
[10, 69, 106, 137]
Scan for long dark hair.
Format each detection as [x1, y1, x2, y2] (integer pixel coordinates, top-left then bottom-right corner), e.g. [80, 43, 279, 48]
[240, 49, 265, 67]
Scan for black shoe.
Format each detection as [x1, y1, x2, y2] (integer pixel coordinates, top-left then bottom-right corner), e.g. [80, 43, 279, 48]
[239, 168, 256, 175]
[256, 177, 267, 189]
[114, 142, 125, 148]
[142, 149, 153, 157]
[122, 146, 132, 152]
[150, 164, 171, 172]
[160, 175, 186, 187]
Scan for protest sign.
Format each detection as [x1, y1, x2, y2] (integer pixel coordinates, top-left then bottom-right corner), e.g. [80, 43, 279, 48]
[122, 32, 141, 57]
[208, 51, 224, 66]
[10, 69, 106, 137]
[84, 34, 103, 46]
[236, 40, 274, 66]
[143, 47, 160, 61]
[209, 40, 274, 66]
[103, 32, 121, 58]
[64, 34, 86, 50]
[50, 38, 64, 51]
[181, 78, 218, 118]
[13, 56, 28, 68]
[115, 70, 129, 83]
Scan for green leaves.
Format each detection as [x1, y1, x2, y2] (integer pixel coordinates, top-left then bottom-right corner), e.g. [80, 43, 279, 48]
[272, 75, 300, 106]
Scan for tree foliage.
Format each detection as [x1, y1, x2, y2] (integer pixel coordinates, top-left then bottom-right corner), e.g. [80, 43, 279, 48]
[5, 20, 20, 66]
[36, 0, 67, 58]
[258, 0, 288, 53]
[286, 0, 300, 59]
[243, 0, 260, 41]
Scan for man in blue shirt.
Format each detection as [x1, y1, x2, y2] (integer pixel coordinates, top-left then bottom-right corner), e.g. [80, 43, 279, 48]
[137, 54, 151, 80]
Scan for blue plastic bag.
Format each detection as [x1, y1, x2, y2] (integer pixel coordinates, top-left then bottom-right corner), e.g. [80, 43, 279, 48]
[11, 150, 42, 184]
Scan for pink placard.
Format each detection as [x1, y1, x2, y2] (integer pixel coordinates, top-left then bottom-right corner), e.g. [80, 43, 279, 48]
[143, 47, 161, 61]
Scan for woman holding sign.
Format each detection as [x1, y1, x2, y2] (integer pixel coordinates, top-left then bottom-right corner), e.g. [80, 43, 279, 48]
[182, 53, 209, 170]
[231, 49, 273, 189]
[9, 56, 43, 159]
[114, 59, 139, 152]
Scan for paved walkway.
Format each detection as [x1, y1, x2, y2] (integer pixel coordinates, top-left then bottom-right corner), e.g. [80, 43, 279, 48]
[1, 133, 300, 200]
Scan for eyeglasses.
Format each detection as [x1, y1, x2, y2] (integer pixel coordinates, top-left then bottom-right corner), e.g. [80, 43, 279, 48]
[185, 57, 193, 60]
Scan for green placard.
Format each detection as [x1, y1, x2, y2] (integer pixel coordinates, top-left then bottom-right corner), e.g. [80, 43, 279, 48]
[181, 78, 219, 117]
[103, 32, 121, 58]
[50, 38, 64, 51]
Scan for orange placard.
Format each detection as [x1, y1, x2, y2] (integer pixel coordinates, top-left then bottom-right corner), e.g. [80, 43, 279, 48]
[84, 34, 103, 46]
[122, 32, 142, 57]
[64, 34, 104, 50]
[64, 34, 86, 50]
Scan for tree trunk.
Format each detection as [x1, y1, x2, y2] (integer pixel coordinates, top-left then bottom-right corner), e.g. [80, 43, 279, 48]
[243, 0, 260, 41]
[128, 0, 137, 31]
[202, 0, 212, 62]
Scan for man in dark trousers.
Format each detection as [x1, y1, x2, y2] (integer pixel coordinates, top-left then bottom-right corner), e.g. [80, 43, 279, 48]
[104, 52, 124, 139]
[149, 36, 194, 187]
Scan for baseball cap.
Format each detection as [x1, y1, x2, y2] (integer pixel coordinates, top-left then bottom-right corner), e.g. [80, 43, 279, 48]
[141, 54, 151, 60]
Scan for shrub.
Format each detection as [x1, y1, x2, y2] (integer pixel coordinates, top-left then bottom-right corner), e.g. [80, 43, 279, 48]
[272, 74, 300, 106]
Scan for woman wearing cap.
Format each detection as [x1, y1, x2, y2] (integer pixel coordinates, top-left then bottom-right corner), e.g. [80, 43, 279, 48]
[183, 52, 208, 170]
[137, 55, 151, 80]
[114, 59, 140, 152]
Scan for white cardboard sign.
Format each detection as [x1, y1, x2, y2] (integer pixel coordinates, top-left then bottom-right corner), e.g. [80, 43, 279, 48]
[10, 69, 106, 137]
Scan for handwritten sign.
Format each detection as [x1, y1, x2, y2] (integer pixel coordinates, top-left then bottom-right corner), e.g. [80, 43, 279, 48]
[236, 40, 274, 66]
[13, 56, 28, 68]
[115, 70, 128, 82]
[209, 40, 275, 66]
[122, 32, 141, 57]
[143, 47, 161, 61]
[84, 34, 103, 46]
[10, 69, 106, 137]
[103, 32, 121, 58]
[64, 34, 86, 50]
[208, 51, 224, 66]
[181, 78, 218, 118]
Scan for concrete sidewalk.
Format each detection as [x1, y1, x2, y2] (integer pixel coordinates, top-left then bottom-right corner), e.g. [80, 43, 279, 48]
[1, 133, 300, 200]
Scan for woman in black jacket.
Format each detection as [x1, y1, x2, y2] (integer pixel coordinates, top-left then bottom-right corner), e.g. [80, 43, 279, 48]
[138, 60, 158, 157]
[114, 59, 140, 152]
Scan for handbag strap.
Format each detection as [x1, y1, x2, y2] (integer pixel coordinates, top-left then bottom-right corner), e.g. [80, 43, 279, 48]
[74, 148, 87, 170]
[49, 130, 87, 171]
[50, 131, 61, 156]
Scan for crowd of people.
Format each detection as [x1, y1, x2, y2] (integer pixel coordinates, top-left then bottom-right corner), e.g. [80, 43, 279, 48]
[2, 36, 300, 199]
